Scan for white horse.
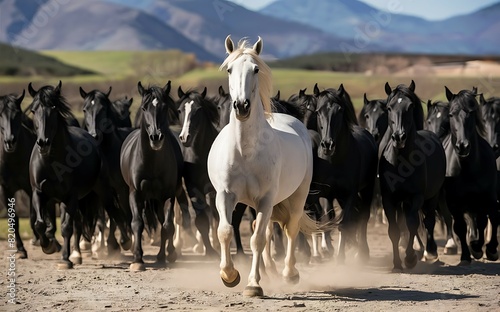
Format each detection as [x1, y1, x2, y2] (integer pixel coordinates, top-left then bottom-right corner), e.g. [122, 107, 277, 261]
[207, 35, 318, 297]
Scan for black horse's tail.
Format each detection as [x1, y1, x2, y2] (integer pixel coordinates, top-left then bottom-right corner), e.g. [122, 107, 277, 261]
[143, 199, 159, 236]
[78, 192, 100, 242]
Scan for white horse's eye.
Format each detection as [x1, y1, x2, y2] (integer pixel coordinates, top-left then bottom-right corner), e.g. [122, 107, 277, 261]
[227, 68, 232, 74]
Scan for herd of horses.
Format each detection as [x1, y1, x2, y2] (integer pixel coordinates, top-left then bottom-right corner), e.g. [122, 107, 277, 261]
[1, 36, 499, 297]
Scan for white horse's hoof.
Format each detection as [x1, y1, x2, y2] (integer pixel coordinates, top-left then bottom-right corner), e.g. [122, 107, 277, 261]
[243, 286, 263, 297]
[423, 250, 438, 262]
[283, 273, 300, 285]
[221, 271, 240, 288]
[130, 262, 146, 271]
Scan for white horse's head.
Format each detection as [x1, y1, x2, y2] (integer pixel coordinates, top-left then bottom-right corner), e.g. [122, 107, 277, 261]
[220, 35, 272, 121]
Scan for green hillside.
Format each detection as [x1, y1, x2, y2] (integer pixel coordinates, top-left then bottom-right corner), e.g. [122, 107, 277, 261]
[0, 43, 94, 77]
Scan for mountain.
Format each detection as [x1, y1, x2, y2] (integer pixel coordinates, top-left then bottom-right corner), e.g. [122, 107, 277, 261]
[259, 0, 500, 55]
[104, 0, 359, 59]
[0, 0, 218, 61]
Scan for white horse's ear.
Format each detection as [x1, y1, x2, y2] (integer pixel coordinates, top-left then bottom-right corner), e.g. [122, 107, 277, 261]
[225, 35, 234, 54]
[253, 36, 263, 55]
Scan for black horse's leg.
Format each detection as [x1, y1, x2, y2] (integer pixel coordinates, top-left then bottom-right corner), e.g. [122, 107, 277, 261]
[186, 183, 218, 258]
[439, 190, 457, 255]
[164, 197, 177, 263]
[232, 203, 247, 256]
[59, 200, 76, 269]
[29, 199, 40, 245]
[32, 190, 55, 253]
[69, 210, 83, 265]
[485, 205, 499, 261]
[117, 191, 132, 251]
[175, 186, 197, 247]
[383, 196, 402, 271]
[403, 196, 423, 269]
[358, 186, 374, 262]
[422, 196, 438, 261]
[130, 190, 145, 271]
[336, 196, 356, 265]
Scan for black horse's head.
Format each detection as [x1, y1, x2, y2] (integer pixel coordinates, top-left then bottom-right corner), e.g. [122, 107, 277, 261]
[426, 100, 450, 140]
[316, 84, 357, 156]
[80, 86, 114, 140]
[214, 85, 232, 131]
[138, 81, 175, 151]
[480, 94, 500, 156]
[446, 86, 485, 158]
[294, 86, 318, 130]
[0, 90, 25, 153]
[385, 80, 423, 149]
[112, 96, 133, 128]
[360, 93, 387, 144]
[28, 81, 73, 156]
[177, 85, 218, 147]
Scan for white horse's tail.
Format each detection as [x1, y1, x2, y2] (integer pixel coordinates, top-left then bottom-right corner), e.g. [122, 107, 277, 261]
[272, 203, 339, 235]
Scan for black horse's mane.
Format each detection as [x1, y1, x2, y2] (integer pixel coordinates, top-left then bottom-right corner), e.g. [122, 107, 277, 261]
[179, 89, 220, 126]
[27, 86, 76, 124]
[388, 84, 424, 130]
[452, 89, 486, 137]
[86, 90, 123, 125]
[141, 85, 179, 125]
[318, 89, 358, 129]
[0, 93, 34, 133]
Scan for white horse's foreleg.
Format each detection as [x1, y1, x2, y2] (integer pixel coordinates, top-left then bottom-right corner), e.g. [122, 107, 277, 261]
[216, 191, 239, 287]
[244, 200, 272, 297]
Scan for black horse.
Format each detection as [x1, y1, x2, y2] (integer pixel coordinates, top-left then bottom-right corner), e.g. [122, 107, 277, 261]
[112, 95, 133, 128]
[425, 100, 459, 255]
[315, 84, 378, 263]
[213, 85, 232, 132]
[379, 81, 446, 271]
[176, 86, 220, 257]
[120, 81, 184, 271]
[289, 87, 318, 131]
[28, 81, 111, 269]
[0, 91, 59, 258]
[444, 86, 499, 263]
[80, 86, 133, 254]
[358, 93, 388, 145]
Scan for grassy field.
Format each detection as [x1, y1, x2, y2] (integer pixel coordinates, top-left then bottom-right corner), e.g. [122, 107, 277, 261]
[1, 50, 499, 117]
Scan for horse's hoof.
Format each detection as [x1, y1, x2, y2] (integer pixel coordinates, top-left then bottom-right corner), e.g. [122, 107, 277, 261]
[121, 239, 132, 251]
[42, 239, 59, 254]
[444, 247, 457, 255]
[79, 240, 91, 251]
[283, 273, 300, 285]
[193, 244, 204, 254]
[309, 255, 322, 264]
[167, 251, 177, 263]
[221, 271, 240, 288]
[470, 247, 483, 260]
[424, 250, 438, 262]
[18, 249, 28, 259]
[69, 256, 82, 265]
[391, 267, 403, 273]
[130, 262, 146, 271]
[486, 249, 499, 261]
[405, 254, 418, 269]
[243, 286, 264, 297]
[57, 261, 73, 270]
[458, 259, 471, 266]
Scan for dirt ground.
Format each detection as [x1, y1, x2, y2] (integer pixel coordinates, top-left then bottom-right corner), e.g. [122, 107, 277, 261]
[1, 218, 500, 312]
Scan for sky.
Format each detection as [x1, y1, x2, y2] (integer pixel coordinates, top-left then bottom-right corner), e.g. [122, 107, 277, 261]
[229, 0, 500, 21]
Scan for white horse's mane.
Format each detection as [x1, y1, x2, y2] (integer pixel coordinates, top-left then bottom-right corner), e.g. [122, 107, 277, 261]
[219, 38, 273, 116]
